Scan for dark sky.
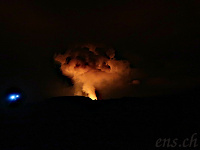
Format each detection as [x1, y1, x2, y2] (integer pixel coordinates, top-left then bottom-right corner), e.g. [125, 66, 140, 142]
[0, 0, 200, 101]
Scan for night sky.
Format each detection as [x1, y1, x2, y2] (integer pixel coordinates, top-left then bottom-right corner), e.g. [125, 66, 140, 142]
[0, 0, 200, 101]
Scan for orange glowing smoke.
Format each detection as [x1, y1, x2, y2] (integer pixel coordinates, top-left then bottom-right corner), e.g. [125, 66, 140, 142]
[54, 44, 132, 100]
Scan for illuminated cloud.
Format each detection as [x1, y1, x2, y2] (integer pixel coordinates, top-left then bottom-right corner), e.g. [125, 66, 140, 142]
[54, 44, 136, 100]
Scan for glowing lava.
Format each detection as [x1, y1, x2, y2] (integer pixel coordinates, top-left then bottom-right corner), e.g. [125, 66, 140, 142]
[54, 44, 131, 100]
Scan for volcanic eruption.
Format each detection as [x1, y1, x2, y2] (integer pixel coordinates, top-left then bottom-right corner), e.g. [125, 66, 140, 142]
[54, 44, 133, 100]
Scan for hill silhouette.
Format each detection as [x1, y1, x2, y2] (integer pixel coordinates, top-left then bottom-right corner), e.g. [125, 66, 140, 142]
[1, 88, 199, 149]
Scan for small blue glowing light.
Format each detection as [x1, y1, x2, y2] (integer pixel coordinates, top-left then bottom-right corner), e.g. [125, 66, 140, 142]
[10, 95, 15, 99]
[8, 94, 21, 101]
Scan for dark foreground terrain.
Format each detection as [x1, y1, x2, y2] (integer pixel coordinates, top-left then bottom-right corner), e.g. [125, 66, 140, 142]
[1, 87, 199, 150]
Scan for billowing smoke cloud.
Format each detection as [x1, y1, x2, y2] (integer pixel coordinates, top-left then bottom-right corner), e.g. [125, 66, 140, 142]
[54, 44, 135, 100]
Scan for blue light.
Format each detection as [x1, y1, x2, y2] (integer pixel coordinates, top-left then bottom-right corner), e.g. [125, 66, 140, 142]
[8, 94, 21, 101]
[10, 95, 15, 99]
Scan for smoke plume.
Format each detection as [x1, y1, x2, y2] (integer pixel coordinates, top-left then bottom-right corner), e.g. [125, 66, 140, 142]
[54, 44, 134, 100]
